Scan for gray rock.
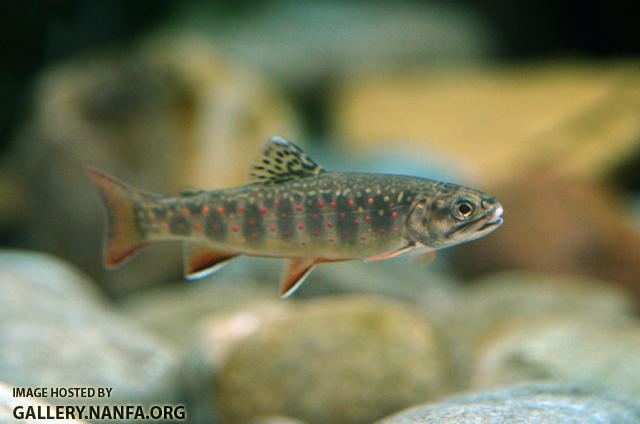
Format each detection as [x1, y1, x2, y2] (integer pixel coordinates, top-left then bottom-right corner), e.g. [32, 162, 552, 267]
[442, 271, 638, 388]
[376, 382, 640, 423]
[217, 296, 452, 424]
[0, 250, 179, 407]
[470, 316, 640, 395]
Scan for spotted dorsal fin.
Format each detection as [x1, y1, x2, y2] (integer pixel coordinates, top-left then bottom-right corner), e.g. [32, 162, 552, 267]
[246, 136, 326, 184]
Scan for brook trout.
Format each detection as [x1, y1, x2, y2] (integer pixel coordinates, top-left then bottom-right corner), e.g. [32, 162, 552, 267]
[87, 136, 503, 297]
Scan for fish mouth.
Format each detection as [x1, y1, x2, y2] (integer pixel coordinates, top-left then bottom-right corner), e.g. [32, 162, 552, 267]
[477, 217, 503, 232]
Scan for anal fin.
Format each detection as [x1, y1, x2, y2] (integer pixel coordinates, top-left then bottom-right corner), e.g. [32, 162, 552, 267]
[281, 258, 318, 298]
[184, 242, 238, 280]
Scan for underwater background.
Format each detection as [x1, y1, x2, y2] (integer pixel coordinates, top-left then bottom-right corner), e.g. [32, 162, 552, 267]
[1, 1, 639, 423]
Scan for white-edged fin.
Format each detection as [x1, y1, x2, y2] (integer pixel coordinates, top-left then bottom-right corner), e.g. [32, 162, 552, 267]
[247, 136, 326, 184]
[281, 258, 318, 298]
[365, 242, 417, 262]
[184, 242, 238, 280]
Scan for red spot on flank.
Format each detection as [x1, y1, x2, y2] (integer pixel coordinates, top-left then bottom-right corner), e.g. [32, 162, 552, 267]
[301, 241, 307, 246]
[312, 214, 318, 219]
[238, 206, 244, 213]
[365, 216, 371, 222]
[331, 201, 336, 207]
[318, 202, 324, 208]
[344, 233, 349, 238]
[296, 205, 302, 211]
[203, 207, 210, 215]
[252, 234, 259, 240]
[327, 222, 333, 228]
[260, 207, 266, 214]
[394, 227, 399, 232]
[270, 226, 276, 232]
[354, 219, 359, 225]
[232, 226, 238, 232]
[313, 231, 319, 236]
[348, 200, 354, 206]
[183, 209, 190, 217]
[275, 200, 280, 206]
[298, 224, 304, 230]
[329, 238, 334, 242]
[249, 220, 255, 227]
[218, 208, 224, 215]
[281, 213, 287, 219]
[162, 223, 168, 231]
[392, 211, 398, 218]
[285, 231, 291, 237]
[213, 225, 220, 232]
[195, 224, 202, 232]
[368, 198, 374, 204]
[380, 229, 386, 234]
[360, 235, 365, 240]
[340, 213, 345, 218]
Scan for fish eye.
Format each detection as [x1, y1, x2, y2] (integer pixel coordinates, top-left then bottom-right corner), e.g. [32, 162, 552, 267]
[453, 199, 474, 219]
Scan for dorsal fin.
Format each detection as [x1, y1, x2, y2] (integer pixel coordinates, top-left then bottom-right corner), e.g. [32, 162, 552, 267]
[246, 136, 326, 184]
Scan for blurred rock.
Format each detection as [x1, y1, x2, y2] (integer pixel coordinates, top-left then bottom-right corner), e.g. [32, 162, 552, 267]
[123, 272, 291, 424]
[217, 296, 451, 424]
[451, 172, 640, 297]
[376, 382, 640, 424]
[196, 2, 495, 89]
[470, 315, 640, 395]
[0, 250, 179, 407]
[440, 271, 640, 396]
[2, 35, 300, 295]
[332, 61, 640, 186]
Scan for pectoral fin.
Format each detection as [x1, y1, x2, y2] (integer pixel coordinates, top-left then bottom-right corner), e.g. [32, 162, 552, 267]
[281, 258, 318, 298]
[183, 242, 238, 279]
[365, 242, 417, 262]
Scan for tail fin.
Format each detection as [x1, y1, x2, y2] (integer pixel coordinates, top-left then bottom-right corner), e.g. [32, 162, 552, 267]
[86, 167, 151, 268]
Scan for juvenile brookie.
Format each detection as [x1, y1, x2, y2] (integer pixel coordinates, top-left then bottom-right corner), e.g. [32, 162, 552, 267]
[87, 136, 503, 297]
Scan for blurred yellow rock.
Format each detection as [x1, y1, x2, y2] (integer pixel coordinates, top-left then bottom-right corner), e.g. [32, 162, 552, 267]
[332, 61, 640, 184]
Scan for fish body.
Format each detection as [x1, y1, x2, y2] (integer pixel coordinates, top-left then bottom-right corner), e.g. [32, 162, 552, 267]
[87, 136, 503, 297]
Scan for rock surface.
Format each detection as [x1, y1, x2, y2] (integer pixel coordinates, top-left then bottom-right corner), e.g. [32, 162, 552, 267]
[376, 382, 640, 424]
[470, 316, 640, 395]
[332, 62, 640, 185]
[0, 250, 179, 407]
[217, 296, 451, 424]
[441, 271, 639, 389]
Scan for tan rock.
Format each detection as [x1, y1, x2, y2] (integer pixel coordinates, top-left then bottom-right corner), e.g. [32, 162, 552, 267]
[332, 62, 640, 185]
[217, 296, 451, 424]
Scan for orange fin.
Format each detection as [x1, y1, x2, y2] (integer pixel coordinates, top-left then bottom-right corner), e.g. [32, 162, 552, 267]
[86, 167, 151, 268]
[366, 242, 417, 262]
[414, 250, 437, 266]
[281, 258, 318, 298]
[184, 242, 238, 279]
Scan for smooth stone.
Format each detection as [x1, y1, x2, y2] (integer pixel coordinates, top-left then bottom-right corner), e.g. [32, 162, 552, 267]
[441, 271, 639, 388]
[217, 296, 451, 424]
[332, 62, 640, 186]
[0, 250, 179, 407]
[376, 382, 640, 424]
[470, 315, 640, 395]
